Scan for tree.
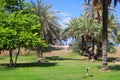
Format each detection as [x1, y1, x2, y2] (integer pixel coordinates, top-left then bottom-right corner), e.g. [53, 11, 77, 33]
[0, 10, 47, 66]
[0, 0, 47, 66]
[62, 16, 102, 60]
[84, 1, 119, 53]
[84, 0, 120, 70]
[30, 0, 61, 61]
[31, 0, 61, 44]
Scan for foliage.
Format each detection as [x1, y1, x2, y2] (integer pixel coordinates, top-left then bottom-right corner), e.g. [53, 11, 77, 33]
[84, 0, 120, 70]
[111, 22, 120, 44]
[62, 16, 102, 59]
[31, 0, 61, 45]
[63, 14, 118, 60]
[0, 0, 47, 66]
[0, 9, 47, 50]
[107, 45, 116, 53]
[0, 27, 17, 50]
[69, 38, 82, 54]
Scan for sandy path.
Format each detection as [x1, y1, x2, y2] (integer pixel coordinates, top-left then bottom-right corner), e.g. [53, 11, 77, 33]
[43, 45, 72, 57]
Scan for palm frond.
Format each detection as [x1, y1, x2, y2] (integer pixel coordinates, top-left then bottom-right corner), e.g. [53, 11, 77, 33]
[31, 0, 61, 44]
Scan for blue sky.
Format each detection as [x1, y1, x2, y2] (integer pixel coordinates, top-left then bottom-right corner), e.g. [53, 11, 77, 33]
[114, 3, 120, 17]
[43, 0, 85, 29]
[25, 0, 84, 29]
[25, 0, 120, 29]
[26, 0, 120, 28]
[25, 0, 120, 44]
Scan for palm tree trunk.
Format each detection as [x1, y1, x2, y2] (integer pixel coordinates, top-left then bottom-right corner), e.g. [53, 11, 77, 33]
[102, 0, 109, 70]
[9, 49, 13, 66]
[91, 42, 95, 61]
[37, 47, 42, 62]
[40, 21, 48, 44]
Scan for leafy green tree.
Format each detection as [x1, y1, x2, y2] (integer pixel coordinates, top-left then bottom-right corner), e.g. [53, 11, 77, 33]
[0, 27, 17, 66]
[0, 10, 47, 66]
[0, 1, 47, 66]
[3, 0, 26, 12]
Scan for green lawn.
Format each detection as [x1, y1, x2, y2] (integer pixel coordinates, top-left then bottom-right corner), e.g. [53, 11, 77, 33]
[0, 54, 120, 80]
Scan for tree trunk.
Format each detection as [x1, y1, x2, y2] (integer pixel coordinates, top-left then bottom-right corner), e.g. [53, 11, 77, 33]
[9, 49, 13, 66]
[14, 46, 20, 66]
[102, 0, 109, 70]
[81, 35, 85, 55]
[40, 21, 48, 44]
[37, 47, 42, 62]
[91, 42, 95, 62]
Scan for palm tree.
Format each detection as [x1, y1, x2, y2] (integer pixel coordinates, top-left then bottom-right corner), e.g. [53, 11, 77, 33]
[84, 0, 120, 70]
[62, 16, 102, 60]
[31, 0, 61, 60]
[83, 1, 102, 23]
[62, 17, 81, 40]
[31, 0, 61, 44]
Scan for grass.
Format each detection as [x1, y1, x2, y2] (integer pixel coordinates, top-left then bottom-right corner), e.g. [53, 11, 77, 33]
[0, 53, 120, 80]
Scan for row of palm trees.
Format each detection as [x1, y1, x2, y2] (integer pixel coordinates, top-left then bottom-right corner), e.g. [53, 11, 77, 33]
[62, 14, 117, 59]
[62, 0, 120, 70]
[29, 0, 120, 70]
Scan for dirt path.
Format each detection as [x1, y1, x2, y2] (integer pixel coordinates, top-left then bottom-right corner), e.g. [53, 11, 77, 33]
[43, 45, 72, 57]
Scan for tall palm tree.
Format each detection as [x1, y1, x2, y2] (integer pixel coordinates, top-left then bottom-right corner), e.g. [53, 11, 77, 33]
[31, 0, 61, 44]
[31, 0, 61, 60]
[84, 0, 120, 70]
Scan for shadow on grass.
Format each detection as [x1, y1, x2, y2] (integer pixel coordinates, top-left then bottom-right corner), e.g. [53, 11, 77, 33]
[80, 75, 94, 79]
[97, 57, 116, 62]
[97, 57, 120, 70]
[0, 62, 57, 69]
[16, 62, 57, 67]
[45, 56, 84, 61]
[107, 57, 116, 62]
[109, 65, 120, 70]
[97, 65, 120, 71]
[0, 58, 5, 60]
[0, 64, 15, 71]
